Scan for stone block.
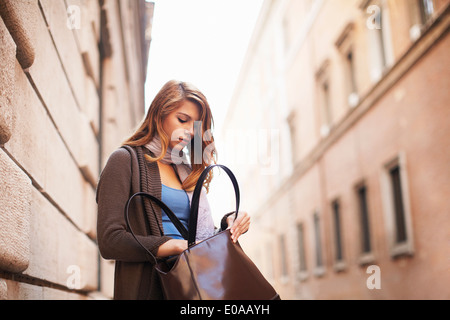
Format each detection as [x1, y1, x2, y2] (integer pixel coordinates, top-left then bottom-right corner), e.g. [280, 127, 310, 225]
[41, 129, 91, 234]
[25, 188, 98, 291]
[82, 182, 97, 239]
[5, 60, 47, 189]
[0, 279, 7, 300]
[79, 112, 99, 188]
[0, 0, 37, 69]
[5, 58, 95, 240]
[0, 279, 87, 299]
[84, 76, 100, 136]
[100, 258, 115, 299]
[42, 285, 88, 300]
[6, 59, 84, 234]
[39, 0, 86, 108]
[85, 0, 101, 43]
[0, 16, 16, 144]
[0, 149, 31, 273]
[26, 189, 58, 284]
[2, 279, 42, 299]
[66, 0, 101, 86]
[77, 0, 101, 85]
[76, 233, 99, 291]
[26, 2, 99, 188]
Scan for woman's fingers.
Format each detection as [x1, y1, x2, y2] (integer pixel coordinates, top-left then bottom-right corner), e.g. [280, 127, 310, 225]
[230, 211, 251, 243]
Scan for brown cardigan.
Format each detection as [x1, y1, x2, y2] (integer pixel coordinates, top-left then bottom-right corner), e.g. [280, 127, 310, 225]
[96, 146, 172, 300]
[96, 146, 230, 300]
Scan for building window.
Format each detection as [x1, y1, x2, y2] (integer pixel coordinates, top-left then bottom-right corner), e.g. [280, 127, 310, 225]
[362, 0, 394, 82]
[345, 50, 359, 105]
[357, 184, 372, 254]
[316, 61, 332, 137]
[381, 154, 414, 257]
[409, 0, 436, 41]
[321, 81, 332, 130]
[390, 165, 408, 244]
[419, 0, 435, 24]
[355, 182, 376, 265]
[282, 16, 291, 51]
[374, 6, 387, 69]
[279, 234, 289, 279]
[331, 199, 346, 272]
[297, 223, 307, 273]
[313, 211, 325, 276]
[332, 200, 344, 262]
[266, 243, 275, 280]
[287, 110, 298, 165]
[336, 23, 360, 108]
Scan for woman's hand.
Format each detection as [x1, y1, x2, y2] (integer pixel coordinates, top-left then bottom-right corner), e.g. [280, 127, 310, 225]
[157, 212, 251, 257]
[157, 239, 187, 257]
[226, 211, 251, 243]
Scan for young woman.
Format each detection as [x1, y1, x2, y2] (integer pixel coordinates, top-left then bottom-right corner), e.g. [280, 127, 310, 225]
[96, 80, 250, 300]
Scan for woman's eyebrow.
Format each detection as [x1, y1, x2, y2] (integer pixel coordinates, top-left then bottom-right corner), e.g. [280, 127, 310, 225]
[177, 112, 192, 120]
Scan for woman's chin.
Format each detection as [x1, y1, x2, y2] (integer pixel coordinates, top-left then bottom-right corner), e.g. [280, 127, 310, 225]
[170, 143, 186, 153]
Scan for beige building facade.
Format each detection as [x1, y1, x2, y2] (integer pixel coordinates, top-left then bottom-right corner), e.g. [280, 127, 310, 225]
[0, 0, 153, 299]
[223, 0, 450, 299]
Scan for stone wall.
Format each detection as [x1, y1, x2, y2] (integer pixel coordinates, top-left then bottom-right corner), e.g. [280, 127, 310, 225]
[0, 0, 153, 299]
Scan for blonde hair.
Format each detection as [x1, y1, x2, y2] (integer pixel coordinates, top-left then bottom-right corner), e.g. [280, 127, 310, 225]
[123, 80, 217, 192]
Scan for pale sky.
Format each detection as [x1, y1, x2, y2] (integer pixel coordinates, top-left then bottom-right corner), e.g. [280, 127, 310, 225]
[144, 0, 264, 135]
[144, 0, 264, 222]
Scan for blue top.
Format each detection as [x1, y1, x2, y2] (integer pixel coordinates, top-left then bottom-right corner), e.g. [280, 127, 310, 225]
[161, 184, 190, 240]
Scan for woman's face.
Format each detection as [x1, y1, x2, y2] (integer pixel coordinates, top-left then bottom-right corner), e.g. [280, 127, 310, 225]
[162, 99, 201, 151]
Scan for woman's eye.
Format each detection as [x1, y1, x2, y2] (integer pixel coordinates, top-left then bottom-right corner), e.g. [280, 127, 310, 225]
[178, 118, 187, 124]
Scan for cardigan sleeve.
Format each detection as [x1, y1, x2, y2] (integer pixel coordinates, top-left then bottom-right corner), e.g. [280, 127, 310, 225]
[96, 148, 172, 263]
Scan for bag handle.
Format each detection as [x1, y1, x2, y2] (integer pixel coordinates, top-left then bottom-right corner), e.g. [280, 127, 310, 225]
[124, 192, 189, 264]
[125, 165, 240, 257]
[188, 164, 240, 247]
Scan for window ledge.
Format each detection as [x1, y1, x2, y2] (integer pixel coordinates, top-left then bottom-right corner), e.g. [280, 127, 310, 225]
[390, 242, 414, 259]
[297, 270, 309, 282]
[313, 266, 326, 277]
[333, 260, 347, 272]
[358, 252, 376, 266]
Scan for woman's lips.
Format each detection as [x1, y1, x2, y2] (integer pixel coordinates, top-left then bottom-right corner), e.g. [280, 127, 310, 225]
[178, 137, 189, 145]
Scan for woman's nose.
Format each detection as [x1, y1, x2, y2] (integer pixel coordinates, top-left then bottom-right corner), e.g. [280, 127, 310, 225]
[186, 125, 194, 138]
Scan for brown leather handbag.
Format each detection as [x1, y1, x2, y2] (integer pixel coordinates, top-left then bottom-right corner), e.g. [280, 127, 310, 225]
[125, 164, 280, 300]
